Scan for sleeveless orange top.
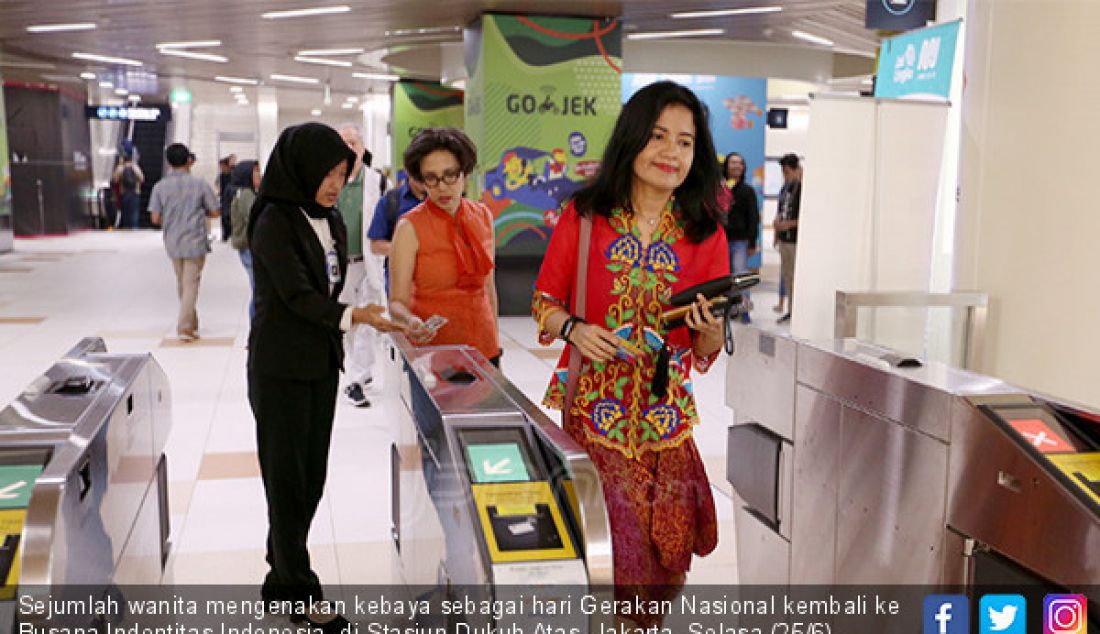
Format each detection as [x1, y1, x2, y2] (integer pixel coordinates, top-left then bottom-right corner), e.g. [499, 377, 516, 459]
[405, 198, 499, 360]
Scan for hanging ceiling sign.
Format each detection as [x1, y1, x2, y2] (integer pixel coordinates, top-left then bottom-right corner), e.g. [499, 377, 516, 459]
[874, 20, 961, 100]
[85, 104, 171, 122]
[866, 0, 936, 30]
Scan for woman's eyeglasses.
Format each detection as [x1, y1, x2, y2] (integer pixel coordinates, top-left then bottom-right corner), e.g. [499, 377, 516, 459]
[422, 169, 462, 188]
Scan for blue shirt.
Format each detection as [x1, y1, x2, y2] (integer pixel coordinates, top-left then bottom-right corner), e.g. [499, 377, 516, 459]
[367, 181, 424, 287]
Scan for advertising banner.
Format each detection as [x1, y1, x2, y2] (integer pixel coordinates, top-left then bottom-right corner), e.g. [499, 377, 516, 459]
[465, 14, 622, 257]
[623, 73, 767, 266]
[875, 20, 961, 100]
[392, 80, 464, 177]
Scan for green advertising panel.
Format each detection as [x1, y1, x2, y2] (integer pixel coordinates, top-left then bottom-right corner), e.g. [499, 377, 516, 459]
[465, 14, 622, 256]
[392, 80, 464, 176]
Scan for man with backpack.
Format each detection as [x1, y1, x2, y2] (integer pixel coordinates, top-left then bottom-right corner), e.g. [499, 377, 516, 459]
[366, 172, 426, 293]
[112, 153, 145, 229]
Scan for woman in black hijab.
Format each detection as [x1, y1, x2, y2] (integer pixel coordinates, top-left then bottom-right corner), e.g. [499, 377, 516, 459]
[247, 123, 402, 630]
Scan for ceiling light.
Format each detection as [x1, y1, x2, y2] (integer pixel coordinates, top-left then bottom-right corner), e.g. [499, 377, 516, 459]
[270, 73, 320, 84]
[311, 108, 322, 116]
[345, 96, 359, 102]
[297, 48, 364, 56]
[80, 72, 96, 80]
[385, 25, 461, 37]
[341, 103, 354, 109]
[27, 23, 96, 33]
[626, 28, 725, 40]
[73, 52, 142, 67]
[262, 6, 351, 19]
[791, 30, 834, 47]
[156, 40, 221, 49]
[159, 49, 228, 63]
[114, 87, 129, 95]
[294, 56, 352, 68]
[128, 94, 141, 102]
[230, 86, 243, 93]
[670, 6, 782, 19]
[98, 81, 113, 88]
[352, 72, 400, 82]
[215, 75, 259, 85]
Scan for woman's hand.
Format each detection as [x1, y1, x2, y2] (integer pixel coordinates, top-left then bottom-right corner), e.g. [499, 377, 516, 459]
[569, 322, 626, 363]
[352, 304, 407, 333]
[404, 315, 436, 344]
[685, 293, 724, 344]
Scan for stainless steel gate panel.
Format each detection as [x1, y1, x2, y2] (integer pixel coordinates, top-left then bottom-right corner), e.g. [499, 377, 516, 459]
[790, 385, 841, 584]
[835, 403, 948, 584]
[732, 504, 789, 585]
[947, 396, 1100, 586]
[726, 326, 798, 441]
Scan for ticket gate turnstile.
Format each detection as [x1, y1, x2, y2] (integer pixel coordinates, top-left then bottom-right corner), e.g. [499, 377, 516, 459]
[0, 338, 172, 628]
[384, 335, 612, 630]
[725, 325, 1100, 600]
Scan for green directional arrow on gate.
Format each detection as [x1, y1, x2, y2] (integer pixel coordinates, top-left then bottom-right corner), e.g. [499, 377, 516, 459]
[466, 443, 530, 483]
[0, 465, 42, 509]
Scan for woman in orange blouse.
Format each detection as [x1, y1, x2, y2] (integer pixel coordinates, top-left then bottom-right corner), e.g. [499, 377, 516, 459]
[389, 128, 500, 364]
[532, 81, 729, 625]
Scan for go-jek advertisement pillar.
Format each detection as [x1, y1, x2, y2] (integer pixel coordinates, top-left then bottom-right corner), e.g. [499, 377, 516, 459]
[392, 80, 464, 179]
[464, 14, 622, 313]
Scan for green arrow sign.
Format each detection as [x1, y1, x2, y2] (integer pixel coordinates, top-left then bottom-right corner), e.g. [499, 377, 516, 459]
[0, 465, 42, 509]
[467, 443, 530, 483]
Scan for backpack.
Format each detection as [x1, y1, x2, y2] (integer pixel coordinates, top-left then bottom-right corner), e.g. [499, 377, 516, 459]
[120, 165, 139, 191]
[384, 188, 402, 239]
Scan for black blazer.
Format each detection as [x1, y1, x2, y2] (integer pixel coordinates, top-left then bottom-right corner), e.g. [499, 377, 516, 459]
[248, 201, 349, 380]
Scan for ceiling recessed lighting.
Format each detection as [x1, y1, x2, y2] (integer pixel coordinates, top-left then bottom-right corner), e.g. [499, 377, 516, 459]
[27, 23, 96, 33]
[270, 73, 320, 84]
[626, 28, 725, 40]
[791, 30, 835, 47]
[670, 6, 782, 19]
[294, 56, 352, 68]
[352, 72, 400, 82]
[79, 72, 96, 80]
[311, 108, 322, 116]
[345, 96, 359, 102]
[128, 94, 141, 102]
[385, 25, 461, 37]
[230, 86, 243, 93]
[262, 6, 351, 19]
[297, 48, 364, 56]
[156, 40, 221, 49]
[98, 81, 113, 88]
[341, 103, 354, 109]
[114, 87, 129, 95]
[73, 52, 142, 67]
[215, 75, 259, 85]
[159, 49, 228, 63]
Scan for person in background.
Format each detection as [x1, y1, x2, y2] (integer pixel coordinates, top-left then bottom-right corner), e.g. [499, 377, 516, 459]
[531, 81, 728, 628]
[247, 123, 403, 632]
[722, 151, 760, 323]
[335, 123, 385, 408]
[388, 127, 501, 365]
[147, 143, 220, 341]
[367, 169, 426, 294]
[218, 154, 237, 241]
[229, 160, 261, 321]
[111, 152, 144, 229]
[775, 153, 801, 324]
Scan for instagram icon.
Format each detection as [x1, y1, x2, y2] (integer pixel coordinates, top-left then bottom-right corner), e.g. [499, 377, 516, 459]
[1045, 595, 1088, 634]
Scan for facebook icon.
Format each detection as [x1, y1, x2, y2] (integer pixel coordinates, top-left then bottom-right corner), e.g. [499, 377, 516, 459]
[924, 595, 969, 634]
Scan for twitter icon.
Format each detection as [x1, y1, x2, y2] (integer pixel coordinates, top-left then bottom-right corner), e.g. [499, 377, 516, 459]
[981, 595, 1026, 634]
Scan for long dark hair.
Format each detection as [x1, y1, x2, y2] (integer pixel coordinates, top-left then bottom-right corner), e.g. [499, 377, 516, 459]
[723, 151, 746, 185]
[571, 80, 720, 243]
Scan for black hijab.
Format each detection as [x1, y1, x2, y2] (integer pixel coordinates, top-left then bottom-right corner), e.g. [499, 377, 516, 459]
[249, 123, 355, 235]
[229, 159, 258, 192]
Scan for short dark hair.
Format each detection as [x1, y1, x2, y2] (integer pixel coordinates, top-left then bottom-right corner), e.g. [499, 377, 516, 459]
[403, 128, 477, 181]
[166, 143, 190, 167]
[571, 80, 721, 243]
[779, 153, 800, 169]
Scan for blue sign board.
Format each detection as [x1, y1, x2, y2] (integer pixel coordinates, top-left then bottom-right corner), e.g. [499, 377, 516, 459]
[875, 21, 961, 100]
[623, 73, 767, 265]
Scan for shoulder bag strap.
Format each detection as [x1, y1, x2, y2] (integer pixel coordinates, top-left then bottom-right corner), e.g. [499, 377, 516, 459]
[563, 213, 592, 428]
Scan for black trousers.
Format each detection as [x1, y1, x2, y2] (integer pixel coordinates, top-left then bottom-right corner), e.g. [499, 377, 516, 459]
[249, 369, 338, 604]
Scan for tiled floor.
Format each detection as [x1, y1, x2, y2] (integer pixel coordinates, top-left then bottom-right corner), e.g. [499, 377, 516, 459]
[0, 230, 787, 589]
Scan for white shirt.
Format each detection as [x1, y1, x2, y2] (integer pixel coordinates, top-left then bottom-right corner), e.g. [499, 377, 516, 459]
[301, 209, 354, 332]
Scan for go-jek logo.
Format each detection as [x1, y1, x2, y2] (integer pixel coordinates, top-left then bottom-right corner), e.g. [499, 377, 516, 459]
[981, 595, 1026, 634]
[924, 595, 969, 634]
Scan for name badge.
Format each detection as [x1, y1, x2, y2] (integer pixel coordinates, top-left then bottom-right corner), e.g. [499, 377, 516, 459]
[326, 250, 342, 286]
